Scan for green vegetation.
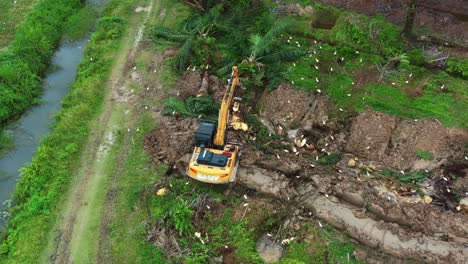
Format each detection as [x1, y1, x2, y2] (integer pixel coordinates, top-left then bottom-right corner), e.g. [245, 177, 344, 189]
[317, 153, 342, 165]
[446, 58, 468, 79]
[380, 170, 428, 194]
[0, 0, 38, 49]
[0, 130, 13, 158]
[0, 1, 129, 261]
[416, 150, 433, 160]
[0, 0, 84, 125]
[164, 96, 220, 119]
[110, 113, 167, 263]
[63, 5, 98, 41]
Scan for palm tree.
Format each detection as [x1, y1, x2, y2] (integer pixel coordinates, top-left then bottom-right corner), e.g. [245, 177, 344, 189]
[151, 5, 224, 72]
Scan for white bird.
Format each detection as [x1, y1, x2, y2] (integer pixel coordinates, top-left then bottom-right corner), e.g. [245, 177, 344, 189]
[314, 65, 319, 70]
[315, 58, 319, 63]
[330, 67, 333, 72]
[315, 77, 319, 82]
[316, 89, 321, 93]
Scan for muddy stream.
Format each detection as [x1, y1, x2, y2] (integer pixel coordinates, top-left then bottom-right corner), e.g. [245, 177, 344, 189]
[0, 0, 106, 228]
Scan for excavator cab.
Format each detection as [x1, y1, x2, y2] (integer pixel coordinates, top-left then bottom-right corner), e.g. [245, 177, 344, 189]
[195, 121, 216, 148]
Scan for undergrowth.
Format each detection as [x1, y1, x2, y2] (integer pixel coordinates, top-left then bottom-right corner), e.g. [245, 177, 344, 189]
[0, 1, 130, 261]
[0, 0, 82, 125]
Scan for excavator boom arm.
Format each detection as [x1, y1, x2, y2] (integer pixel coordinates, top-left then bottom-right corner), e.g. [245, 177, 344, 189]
[213, 66, 239, 147]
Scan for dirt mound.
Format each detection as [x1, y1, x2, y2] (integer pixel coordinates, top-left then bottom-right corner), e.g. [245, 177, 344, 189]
[143, 116, 199, 164]
[170, 70, 202, 100]
[346, 111, 467, 171]
[208, 75, 226, 102]
[260, 83, 311, 130]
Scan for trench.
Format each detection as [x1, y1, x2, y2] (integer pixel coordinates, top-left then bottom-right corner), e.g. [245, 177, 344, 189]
[0, 0, 106, 228]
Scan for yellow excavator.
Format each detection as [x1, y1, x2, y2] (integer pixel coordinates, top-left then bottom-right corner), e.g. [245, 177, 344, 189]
[187, 66, 246, 184]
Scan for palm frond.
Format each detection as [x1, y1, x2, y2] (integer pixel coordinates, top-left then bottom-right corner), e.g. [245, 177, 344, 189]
[164, 96, 219, 119]
[254, 19, 293, 56]
[151, 27, 189, 43]
[174, 37, 194, 72]
[262, 50, 305, 63]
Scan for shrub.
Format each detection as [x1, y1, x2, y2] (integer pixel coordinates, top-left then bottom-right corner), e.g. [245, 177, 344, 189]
[170, 202, 194, 235]
[446, 58, 468, 79]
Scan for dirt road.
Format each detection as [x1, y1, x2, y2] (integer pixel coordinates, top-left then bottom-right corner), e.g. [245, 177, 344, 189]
[41, 0, 162, 262]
